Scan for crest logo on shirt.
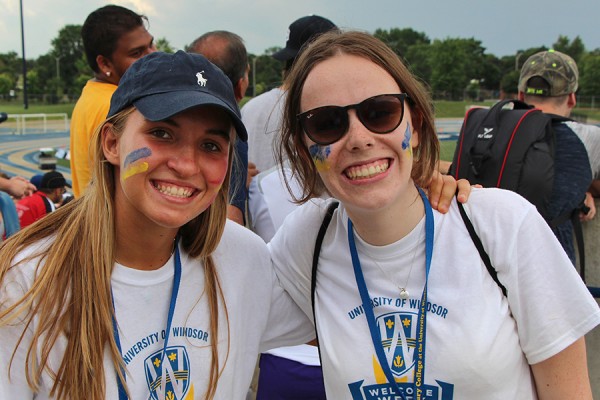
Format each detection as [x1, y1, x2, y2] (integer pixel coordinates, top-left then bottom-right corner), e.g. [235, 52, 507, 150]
[377, 311, 418, 377]
[145, 345, 191, 400]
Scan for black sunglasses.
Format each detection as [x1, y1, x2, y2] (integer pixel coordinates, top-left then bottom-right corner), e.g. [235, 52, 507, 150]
[297, 93, 410, 145]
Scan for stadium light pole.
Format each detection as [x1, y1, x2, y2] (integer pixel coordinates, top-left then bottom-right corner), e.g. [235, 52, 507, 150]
[19, 0, 28, 109]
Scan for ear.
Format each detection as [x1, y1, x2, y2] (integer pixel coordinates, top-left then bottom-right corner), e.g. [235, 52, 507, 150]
[234, 76, 249, 102]
[96, 55, 118, 84]
[96, 55, 112, 75]
[567, 92, 577, 109]
[517, 91, 525, 101]
[102, 123, 120, 166]
[410, 123, 420, 148]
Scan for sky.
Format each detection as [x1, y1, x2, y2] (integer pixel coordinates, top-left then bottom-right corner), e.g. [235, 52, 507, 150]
[0, 0, 598, 60]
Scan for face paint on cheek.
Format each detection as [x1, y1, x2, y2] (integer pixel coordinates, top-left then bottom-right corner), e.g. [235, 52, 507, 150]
[309, 144, 332, 172]
[402, 123, 413, 158]
[124, 147, 152, 168]
[121, 147, 152, 181]
[122, 162, 148, 180]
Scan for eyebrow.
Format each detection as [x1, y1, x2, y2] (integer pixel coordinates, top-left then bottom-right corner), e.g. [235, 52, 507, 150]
[153, 117, 232, 141]
[128, 36, 154, 55]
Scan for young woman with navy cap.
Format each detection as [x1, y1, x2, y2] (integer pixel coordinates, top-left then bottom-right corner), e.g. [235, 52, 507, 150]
[0, 51, 314, 399]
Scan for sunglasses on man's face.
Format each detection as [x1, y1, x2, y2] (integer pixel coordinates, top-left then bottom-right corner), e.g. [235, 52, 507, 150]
[297, 93, 410, 146]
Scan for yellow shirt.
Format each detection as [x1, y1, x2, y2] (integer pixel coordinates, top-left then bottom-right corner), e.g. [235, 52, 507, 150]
[69, 80, 117, 197]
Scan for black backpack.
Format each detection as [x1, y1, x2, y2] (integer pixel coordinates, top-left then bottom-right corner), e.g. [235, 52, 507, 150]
[448, 99, 590, 281]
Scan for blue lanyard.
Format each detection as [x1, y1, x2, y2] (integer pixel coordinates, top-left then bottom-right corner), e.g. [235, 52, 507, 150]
[111, 237, 182, 400]
[348, 187, 434, 400]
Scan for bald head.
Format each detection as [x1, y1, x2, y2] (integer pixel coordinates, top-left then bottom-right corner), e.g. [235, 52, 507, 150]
[189, 31, 249, 97]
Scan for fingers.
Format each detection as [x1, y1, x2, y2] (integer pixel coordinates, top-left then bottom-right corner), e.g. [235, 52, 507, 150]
[456, 179, 472, 204]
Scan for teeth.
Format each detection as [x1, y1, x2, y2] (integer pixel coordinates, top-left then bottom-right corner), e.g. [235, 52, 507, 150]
[346, 160, 389, 180]
[155, 183, 193, 198]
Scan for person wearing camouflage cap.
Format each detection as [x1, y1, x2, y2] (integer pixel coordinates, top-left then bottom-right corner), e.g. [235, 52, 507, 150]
[518, 49, 578, 98]
[518, 49, 600, 266]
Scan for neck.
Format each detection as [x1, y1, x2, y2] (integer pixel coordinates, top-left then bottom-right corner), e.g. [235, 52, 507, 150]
[347, 185, 425, 246]
[92, 74, 117, 86]
[115, 228, 178, 270]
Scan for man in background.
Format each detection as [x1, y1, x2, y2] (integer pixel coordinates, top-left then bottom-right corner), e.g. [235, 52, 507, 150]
[70, 5, 156, 197]
[518, 49, 600, 264]
[189, 30, 253, 225]
[241, 15, 337, 173]
[16, 171, 70, 228]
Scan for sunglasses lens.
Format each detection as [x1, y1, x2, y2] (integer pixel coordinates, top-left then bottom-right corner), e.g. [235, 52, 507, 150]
[301, 107, 347, 145]
[359, 95, 404, 133]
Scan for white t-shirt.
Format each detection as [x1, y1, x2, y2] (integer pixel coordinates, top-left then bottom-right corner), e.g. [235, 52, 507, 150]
[248, 165, 303, 243]
[269, 188, 600, 399]
[0, 221, 313, 399]
[241, 88, 286, 172]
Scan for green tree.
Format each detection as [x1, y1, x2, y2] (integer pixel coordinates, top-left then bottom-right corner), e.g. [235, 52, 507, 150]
[155, 37, 175, 53]
[50, 24, 84, 96]
[429, 38, 487, 100]
[579, 53, 600, 96]
[0, 73, 14, 95]
[500, 70, 520, 96]
[0, 52, 22, 83]
[249, 48, 283, 96]
[552, 35, 586, 64]
[373, 28, 430, 58]
[405, 43, 433, 85]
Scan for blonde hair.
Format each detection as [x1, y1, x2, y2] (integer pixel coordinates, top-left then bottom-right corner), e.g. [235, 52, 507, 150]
[277, 30, 439, 202]
[0, 106, 231, 399]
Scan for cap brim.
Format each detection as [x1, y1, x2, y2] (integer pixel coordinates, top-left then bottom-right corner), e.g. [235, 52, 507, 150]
[134, 91, 248, 142]
[272, 47, 298, 62]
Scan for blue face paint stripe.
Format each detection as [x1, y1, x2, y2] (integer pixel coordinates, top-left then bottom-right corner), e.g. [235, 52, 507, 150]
[402, 124, 411, 150]
[124, 147, 152, 168]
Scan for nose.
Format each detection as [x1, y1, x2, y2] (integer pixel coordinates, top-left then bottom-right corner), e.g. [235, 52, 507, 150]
[344, 110, 374, 151]
[166, 146, 201, 177]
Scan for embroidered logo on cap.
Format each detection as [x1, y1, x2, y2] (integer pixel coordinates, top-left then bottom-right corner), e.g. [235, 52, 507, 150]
[196, 71, 207, 87]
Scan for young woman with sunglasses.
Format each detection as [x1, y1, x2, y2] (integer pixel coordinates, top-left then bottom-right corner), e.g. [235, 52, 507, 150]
[0, 51, 314, 400]
[269, 31, 599, 399]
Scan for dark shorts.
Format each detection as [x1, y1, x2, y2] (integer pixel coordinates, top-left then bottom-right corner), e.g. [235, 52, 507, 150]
[256, 353, 326, 399]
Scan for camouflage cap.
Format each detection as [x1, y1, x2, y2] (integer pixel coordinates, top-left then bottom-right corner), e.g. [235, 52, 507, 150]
[518, 50, 578, 96]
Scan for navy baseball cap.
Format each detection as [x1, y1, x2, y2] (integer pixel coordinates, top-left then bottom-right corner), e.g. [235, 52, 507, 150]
[108, 50, 247, 141]
[41, 171, 71, 189]
[272, 15, 337, 62]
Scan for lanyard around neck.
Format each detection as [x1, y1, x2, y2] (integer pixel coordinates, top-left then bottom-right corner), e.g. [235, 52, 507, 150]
[348, 187, 434, 400]
[112, 237, 182, 400]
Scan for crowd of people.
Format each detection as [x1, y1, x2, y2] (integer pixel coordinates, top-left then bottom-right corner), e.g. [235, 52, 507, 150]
[0, 5, 598, 400]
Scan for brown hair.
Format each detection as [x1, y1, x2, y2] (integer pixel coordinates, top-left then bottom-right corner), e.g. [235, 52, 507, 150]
[277, 30, 439, 203]
[0, 106, 231, 399]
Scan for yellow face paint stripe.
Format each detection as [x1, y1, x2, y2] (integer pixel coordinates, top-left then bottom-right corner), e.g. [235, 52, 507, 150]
[122, 162, 149, 180]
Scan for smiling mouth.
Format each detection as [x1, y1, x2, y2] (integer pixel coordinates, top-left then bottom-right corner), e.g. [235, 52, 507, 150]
[344, 159, 390, 180]
[153, 181, 194, 198]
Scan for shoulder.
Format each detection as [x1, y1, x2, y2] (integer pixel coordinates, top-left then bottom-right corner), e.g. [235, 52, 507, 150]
[276, 198, 337, 233]
[241, 88, 285, 113]
[216, 220, 270, 259]
[453, 187, 537, 224]
[562, 120, 600, 141]
[2, 237, 54, 287]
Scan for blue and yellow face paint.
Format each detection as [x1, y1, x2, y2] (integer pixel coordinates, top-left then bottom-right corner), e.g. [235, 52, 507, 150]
[122, 147, 151, 180]
[402, 123, 413, 158]
[309, 144, 331, 172]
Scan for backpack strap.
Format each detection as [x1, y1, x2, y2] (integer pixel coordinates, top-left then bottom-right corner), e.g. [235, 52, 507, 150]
[456, 200, 508, 297]
[311, 201, 339, 360]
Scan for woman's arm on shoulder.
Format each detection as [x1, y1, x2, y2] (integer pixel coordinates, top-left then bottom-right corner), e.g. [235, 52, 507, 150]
[531, 337, 593, 400]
